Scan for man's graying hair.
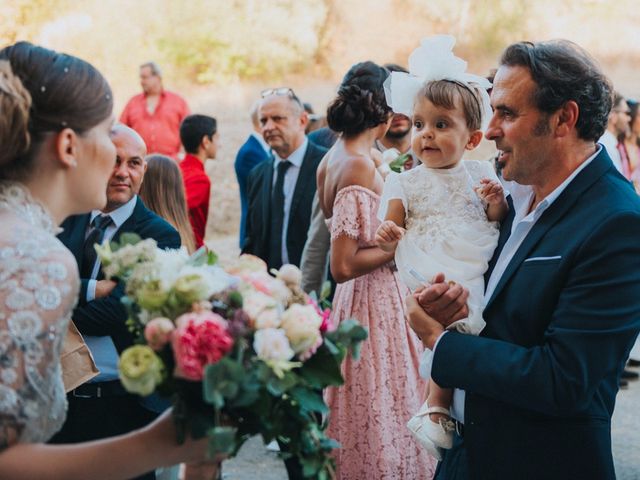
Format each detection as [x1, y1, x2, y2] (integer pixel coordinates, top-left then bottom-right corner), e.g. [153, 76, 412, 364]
[500, 40, 612, 142]
[140, 61, 162, 77]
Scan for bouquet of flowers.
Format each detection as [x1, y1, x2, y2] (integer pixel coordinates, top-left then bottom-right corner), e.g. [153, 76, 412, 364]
[382, 147, 412, 173]
[96, 234, 366, 479]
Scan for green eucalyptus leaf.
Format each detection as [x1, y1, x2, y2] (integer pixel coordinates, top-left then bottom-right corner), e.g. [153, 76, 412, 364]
[118, 232, 142, 247]
[289, 387, 328, 414]
[207, 426, 237, 456]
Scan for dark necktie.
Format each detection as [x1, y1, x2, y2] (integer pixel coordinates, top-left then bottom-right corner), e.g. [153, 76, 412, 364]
[80, 214, 113, 279]
[269, 160, 292, 269]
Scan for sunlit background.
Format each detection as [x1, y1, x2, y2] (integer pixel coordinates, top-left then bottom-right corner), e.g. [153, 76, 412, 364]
[3, 0, 640, 240]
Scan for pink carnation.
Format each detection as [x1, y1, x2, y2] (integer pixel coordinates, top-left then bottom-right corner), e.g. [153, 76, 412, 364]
[172, 311, 234, 381]
[308, 298, 334, 333]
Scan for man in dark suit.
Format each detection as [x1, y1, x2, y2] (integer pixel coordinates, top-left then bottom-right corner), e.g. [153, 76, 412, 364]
[242, 88, 327, 271]
[51, 125, 180, 480]
[234, 100, 271, 248]
[406, 40, 640, 480]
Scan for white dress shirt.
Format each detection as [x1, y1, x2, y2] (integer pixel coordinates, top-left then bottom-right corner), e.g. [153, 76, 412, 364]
[272, 138, 308, 265]
[251, 131, 271, 155]
[85, 195, 138, 382]
[436, 146, 601, 423]
[598, 131, 623, 173]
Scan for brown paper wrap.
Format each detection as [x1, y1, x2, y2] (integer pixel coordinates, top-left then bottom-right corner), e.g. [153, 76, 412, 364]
[60, 320, 99, 392]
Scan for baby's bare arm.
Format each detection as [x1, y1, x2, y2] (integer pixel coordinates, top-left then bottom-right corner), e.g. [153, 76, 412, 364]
[375, 199, 406, 252]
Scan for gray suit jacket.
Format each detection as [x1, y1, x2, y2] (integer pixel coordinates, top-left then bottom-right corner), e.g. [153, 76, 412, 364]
[300, 192, 330, 294]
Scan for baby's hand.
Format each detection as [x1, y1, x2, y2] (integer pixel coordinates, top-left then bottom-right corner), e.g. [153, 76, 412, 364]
[475, 178, 505, 205]
[376, 220, 405, 252]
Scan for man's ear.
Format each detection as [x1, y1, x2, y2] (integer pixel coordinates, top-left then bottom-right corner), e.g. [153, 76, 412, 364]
[299, 111, 309, 131]
[555, 101, 579, 138]
[465, 130, 484, 150]
[55, 128, 79, 168]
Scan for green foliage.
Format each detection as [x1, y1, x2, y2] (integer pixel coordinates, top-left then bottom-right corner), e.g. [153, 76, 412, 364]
[198, 316, 368, 477]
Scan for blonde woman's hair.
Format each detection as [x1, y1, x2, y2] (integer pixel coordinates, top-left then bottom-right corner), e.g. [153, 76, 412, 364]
[139, 154, 197, 253]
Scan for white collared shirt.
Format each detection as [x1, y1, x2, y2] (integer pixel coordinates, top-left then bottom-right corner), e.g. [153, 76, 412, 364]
[598, 131, 623, 173]
[272, 138, 308, 265]
[444, 146, 601, 423]
[251, 131, 271, 155]
[84, 195, 137, 382]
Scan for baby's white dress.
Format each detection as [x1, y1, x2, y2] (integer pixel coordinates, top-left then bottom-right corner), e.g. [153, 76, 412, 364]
[379, 160, 500, 350]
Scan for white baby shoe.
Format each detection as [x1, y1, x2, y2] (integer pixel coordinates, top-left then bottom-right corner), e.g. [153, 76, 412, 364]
[407, 403, 455, 461]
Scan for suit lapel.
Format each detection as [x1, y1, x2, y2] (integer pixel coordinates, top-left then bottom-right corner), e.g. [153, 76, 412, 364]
[66, 214, 91, 266]
[288, 143, 315, 226]
[484, 194, 515, 285]
[112, 197, 142, 244]
[261, 159, 275, 241]
[485, 149, 613, 310]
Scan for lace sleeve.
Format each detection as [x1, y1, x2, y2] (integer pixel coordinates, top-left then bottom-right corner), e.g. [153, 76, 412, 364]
[330, 186, 379, 242]
[377, 172, 407, 221]
[0, 223, 79, 448]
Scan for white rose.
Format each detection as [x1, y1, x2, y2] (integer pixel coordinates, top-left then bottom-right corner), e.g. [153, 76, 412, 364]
[253, 328, 295, 362]
[243, 291, 279, 323]
[280, 304, 322, 356]
[254, 307, 281, 329]
[272, 264, 302, 288]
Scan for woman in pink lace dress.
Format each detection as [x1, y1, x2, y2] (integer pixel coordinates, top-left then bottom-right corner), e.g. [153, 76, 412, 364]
[317, 62, 436, 479]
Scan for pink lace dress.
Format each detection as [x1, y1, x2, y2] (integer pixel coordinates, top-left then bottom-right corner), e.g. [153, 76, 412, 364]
[324, 185, 436, 479]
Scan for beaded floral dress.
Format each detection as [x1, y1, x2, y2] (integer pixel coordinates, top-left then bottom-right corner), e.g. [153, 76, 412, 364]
[324, 185, 436, 479]
[0, 182, 79, 448]
[379, 160, 500, 338]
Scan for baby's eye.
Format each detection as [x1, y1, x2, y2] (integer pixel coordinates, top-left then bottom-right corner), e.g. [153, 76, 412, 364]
[436, 121, 448, 129]
[413, 120, 423, 129]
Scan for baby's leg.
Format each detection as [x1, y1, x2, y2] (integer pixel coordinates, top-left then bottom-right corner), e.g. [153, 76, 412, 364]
[428, 378, 453, 423]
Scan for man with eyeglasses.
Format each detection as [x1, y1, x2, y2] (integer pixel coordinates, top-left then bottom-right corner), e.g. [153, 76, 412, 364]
[598, 91, 630, 174]
[242, 88, 327, 274]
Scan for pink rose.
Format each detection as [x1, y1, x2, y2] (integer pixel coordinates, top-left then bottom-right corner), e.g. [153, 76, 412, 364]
[308, 298, 334, 333]
[172, 311, 234, 381]
[144, 317, 175, 351]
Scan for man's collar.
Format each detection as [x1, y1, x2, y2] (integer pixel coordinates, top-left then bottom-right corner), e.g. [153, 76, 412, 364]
[92, 195, 138, 228]
[182, 153, 205, 169]
[273, 137, 308, 168]
[508, 144, 602, 222]
[251, 131, 271, 154]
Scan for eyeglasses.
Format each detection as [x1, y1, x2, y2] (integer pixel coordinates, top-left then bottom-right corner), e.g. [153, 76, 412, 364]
[260, 87, 303, 108]
[261, 87, 294, 98]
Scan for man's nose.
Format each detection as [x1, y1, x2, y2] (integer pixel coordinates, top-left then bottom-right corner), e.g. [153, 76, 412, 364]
[485, 115, 501, 140]
[113, 161, 129, 178]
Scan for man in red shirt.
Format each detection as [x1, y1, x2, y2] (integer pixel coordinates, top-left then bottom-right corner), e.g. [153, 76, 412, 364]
[179, 114, 218, 248]
[120, 61, 190, 158]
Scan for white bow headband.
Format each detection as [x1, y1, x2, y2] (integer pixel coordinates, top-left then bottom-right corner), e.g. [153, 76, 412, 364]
[384, 35, 493, 131]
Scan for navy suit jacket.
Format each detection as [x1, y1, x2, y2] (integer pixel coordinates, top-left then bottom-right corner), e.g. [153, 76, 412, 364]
[432, 149, 640, 479]
[58, 197, 180, 354]
[234, 135, 270, 248]
[242, 140, 327, 269]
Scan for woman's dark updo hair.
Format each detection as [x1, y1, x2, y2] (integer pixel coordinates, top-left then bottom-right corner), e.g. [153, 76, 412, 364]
[327, 61, 391, 137]
[0, 42, 113, 180]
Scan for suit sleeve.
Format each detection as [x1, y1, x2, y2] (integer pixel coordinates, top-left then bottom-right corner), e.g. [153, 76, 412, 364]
[72, 223, 181, 337]
[432, 210, 640, 416]
[241, 167, 261, 255]
[300, 192, 330, 294]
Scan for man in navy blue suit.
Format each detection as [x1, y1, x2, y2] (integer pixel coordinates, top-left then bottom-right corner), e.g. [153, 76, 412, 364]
[406, 40, 640, 480]
[234, 100, 271, 248]
[51, 125, 180, 480]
